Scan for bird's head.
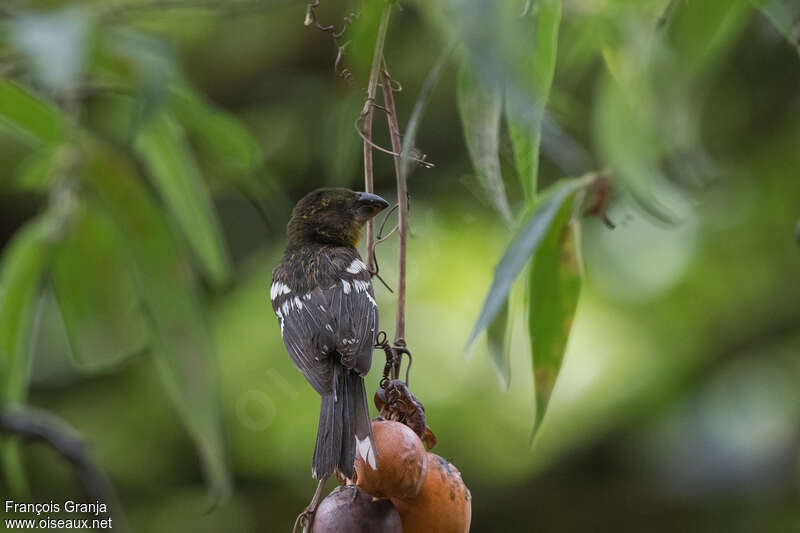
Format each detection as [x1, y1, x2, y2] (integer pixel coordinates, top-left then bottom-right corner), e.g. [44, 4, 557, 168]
[287, 188, 390, 247]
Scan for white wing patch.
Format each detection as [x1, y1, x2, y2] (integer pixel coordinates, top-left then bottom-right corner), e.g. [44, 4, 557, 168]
[341, 280, 351, 294]
[352, 280, 371, 293]
[356, 435, 377, 470]
[346, 279, 377, 307]
[364, 292, 377, 308]
[275, 309, 285, 336]
[270, 281, 291, 301]
[346, 258, 368, 274]
[280, 295, 304, 316]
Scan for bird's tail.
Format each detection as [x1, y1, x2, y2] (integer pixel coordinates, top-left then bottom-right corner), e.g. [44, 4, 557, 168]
[312, 366, 377, 480]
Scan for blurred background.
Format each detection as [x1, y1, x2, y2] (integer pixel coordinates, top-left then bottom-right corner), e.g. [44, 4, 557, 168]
[1, 0, 799, 531]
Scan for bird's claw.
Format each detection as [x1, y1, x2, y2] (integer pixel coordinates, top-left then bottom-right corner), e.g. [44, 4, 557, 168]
[294, 475, 328, 533]
[293, 507, 314, 533]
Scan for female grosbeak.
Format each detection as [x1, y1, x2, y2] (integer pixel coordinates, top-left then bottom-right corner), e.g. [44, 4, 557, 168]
[270, 188, 389, 483]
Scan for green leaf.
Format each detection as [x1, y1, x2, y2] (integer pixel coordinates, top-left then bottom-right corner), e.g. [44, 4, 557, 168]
[134, 113, 232, 287]
[51, 199, 150, 371]
[669, 0, 752, 78]
[750, 0, 800, 53]
[347, 0, 391, 82]
[104, 28, 177, 128]
[595, 0, 749, 221]
[457, 59, 513, 225]
[400, 43, 455, 181]
[0, 217, 53, 402]
[170, 84, 263, 175]
[487, 300, 511, 390]
[11, 146, 60, 191]
[529, 197, 582, 434]
[169, 83, 282, 220]
[505, 0, 562, 203]
[594, 72, 676, 223]
[0, 217, 54, 495]
[0, 81, 64, 146]
[84, 141, 231, 503]
[467, 176, 590, 349]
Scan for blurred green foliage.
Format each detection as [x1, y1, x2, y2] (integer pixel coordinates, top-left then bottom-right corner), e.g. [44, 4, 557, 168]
[1, 0, 799, 531]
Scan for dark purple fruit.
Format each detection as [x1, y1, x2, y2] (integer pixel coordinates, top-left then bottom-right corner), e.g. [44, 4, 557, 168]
[312, 485, 402, 533]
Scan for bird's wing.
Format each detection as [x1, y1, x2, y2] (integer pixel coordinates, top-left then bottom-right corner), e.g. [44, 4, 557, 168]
[324, 271, 378, 375]
[271, 283, 334, 395]
[271, 253, 377, 393]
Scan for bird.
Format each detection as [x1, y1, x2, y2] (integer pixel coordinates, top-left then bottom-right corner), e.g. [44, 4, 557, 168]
[270, 187, 390, 503]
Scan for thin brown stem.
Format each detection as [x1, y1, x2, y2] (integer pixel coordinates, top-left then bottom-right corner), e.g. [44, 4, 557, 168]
[361, 4, 392, 272]
[355, 123, 434, 168]
[380, 66, 407, 347]
[362, 113, 376, 271]
[376, 224, 399, 243]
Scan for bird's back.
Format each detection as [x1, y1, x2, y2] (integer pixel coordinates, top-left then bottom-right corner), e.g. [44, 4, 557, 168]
[271, 243, 378, 391]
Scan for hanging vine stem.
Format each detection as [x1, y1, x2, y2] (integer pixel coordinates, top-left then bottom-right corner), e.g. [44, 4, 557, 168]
[297, 6, 393, 533]
[380, 63, 410, 383]
[361, 3, 392, 275]
[378, 43, 450, 379]
[362, 203, 397, 294]
[355, 124, 434, 168]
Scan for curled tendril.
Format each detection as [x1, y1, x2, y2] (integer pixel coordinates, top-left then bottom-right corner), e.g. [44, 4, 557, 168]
[355, 116, 435, 169]
[366, 206, 397, 293]
[374, 332, 412, 386]
[334, 43, 354, 84]
[305, 1, 359, 81]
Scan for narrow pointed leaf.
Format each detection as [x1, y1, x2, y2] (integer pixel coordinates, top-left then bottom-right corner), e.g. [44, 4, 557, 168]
[596, 0, 749, 222]
[0, 217, 54, 495]
[0, 81, 64, 146]
[467, 177, 588, 348]
[505, 0, 562, 203]
[487, 300, 511, 389]
[169, 84, 282, 223]
[51, 200, 150, 371]
[751, 0, 800, 53]
[134, 114, 231, 286]
[595, 74, 676, 223]
[457, 59, 513, 224]
[669, 0, 752, 79]
[170, 84, 263, 175]
[12, 146, 59, 191]
[84, 142, 231, 503]
[529, 198, 582, 434]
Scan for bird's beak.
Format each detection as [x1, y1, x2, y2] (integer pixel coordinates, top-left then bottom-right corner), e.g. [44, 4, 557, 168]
[355, 191, 390, 222]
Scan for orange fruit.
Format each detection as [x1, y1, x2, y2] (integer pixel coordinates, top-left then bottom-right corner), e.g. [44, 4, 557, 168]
[355, 420, 428, 499]
[391, 452, 471, 533]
